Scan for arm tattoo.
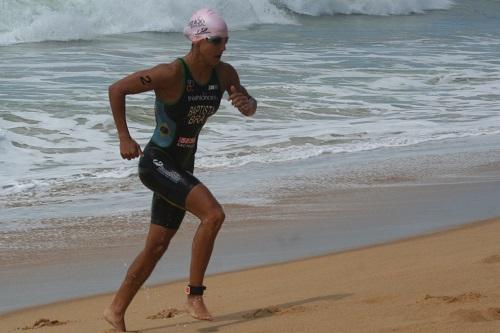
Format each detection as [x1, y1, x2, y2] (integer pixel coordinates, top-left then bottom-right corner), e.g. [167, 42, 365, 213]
[140, 75, 152, 85]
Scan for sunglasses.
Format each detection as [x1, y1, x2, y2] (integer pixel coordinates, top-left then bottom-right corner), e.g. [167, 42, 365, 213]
[205, 36, 229, 45]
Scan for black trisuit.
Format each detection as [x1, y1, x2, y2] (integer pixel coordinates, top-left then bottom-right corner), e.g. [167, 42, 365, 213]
[138, 58, 223, 229]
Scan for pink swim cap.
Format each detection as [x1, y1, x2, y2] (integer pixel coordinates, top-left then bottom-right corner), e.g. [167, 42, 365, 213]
[183, 8, 228, 42]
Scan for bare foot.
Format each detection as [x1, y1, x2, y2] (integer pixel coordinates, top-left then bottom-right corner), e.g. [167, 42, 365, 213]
[187, 295, 213, 321]
[103, 307, 126, 332]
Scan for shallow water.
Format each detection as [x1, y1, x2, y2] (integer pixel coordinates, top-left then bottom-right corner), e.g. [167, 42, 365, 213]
[1, 1, 499, 215]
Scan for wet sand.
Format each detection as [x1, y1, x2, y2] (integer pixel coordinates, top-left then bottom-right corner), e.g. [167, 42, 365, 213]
[2, 215, 500, 332]
[2, 176, 500, 315]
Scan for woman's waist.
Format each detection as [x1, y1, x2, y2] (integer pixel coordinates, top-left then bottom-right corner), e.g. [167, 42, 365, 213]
[142, 141, 195, 171]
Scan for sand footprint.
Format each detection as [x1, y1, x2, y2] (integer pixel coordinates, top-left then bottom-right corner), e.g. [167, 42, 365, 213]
[451, 308, 500, 322]
[242, 306, 282, 319]
[242, 305, 306, 319]
[147, 308, 182, 320]
[422, 292, 483, 304]
[19, 318, 69, 330]
[481, 254, 500, 264]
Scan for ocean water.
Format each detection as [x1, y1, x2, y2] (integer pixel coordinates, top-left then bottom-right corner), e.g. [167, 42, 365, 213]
[1, 0, 500, 228]
[2, 0, 500, 315]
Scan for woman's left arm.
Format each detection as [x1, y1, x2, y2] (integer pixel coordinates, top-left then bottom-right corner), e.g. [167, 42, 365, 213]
[221, 63, 257, 116]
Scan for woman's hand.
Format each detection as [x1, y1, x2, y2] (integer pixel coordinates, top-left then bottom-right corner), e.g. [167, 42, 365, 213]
[119, 136, 143, 160]
[228, 85, 256, 116]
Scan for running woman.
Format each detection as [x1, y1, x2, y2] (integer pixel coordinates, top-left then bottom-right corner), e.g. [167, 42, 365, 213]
[104, 8, 257, 332]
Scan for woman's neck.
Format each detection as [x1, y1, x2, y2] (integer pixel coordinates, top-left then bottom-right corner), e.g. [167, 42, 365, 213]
[183, 52, 213, 82]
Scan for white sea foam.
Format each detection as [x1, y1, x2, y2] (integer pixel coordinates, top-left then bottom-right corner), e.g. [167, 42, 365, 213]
[0, 0, 454, 45]
[278, 0, 454, 16]
[1, 0, 499, 214]
[0, 0, 294, 45]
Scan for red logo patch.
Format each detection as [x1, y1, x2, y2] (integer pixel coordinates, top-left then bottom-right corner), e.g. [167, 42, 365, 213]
[178, 137, 196, 144]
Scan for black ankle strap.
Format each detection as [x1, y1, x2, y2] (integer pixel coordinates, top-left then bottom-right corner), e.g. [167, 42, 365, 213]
[185, 285, 206, 295]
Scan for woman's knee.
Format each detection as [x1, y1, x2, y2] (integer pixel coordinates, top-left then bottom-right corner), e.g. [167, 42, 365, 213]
[201, 206, 225, 229]
[144, 231, 175, 260]
[145, 241, 169, 260]
[144, 227, 176, 259]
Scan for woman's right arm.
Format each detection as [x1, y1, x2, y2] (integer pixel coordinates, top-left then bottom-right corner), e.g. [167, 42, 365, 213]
[108, 64, 172, 160]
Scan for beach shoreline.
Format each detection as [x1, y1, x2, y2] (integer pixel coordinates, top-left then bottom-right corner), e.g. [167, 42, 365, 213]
[2, 135, 500, 330]
[2, 215, 500, 332]
[2, 134, 500, 315]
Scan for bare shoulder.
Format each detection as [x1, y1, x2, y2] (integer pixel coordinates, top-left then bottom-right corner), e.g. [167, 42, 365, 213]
[110, 58, 184, 96]
[151, 59, 185, 100]
[216, 61, 238, 77]
[216, 61, 240, 92]
[151, 60, 183, 86]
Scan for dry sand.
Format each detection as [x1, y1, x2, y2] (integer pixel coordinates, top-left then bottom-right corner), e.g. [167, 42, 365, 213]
[2, 216, 500, 333]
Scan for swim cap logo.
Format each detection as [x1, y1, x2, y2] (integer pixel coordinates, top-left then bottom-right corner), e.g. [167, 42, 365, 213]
[188, 18, 206, 28]
[184, 9, 227, 42]
[188, 18, 210, 36]
[195, 27, 209, 36]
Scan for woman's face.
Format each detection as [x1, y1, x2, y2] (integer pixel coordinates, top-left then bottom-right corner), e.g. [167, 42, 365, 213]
[198, 36, 228, 66]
